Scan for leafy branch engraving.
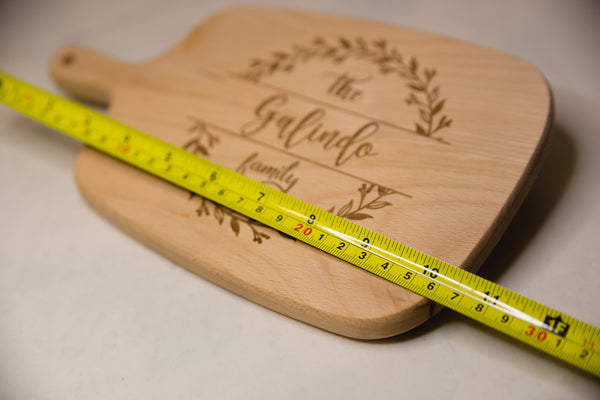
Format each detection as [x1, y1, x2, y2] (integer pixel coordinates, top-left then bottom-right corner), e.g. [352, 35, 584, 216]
[239, 36, 452, 141]
[327, 183, 399, 221]
[183, 116, 220, 157]
[191, 182, 398, 244]
[194, 196, 271, 243]
[183, 118, 272, 243]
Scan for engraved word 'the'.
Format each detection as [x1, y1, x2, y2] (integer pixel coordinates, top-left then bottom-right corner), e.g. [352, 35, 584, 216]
[324, 71, 371, 102]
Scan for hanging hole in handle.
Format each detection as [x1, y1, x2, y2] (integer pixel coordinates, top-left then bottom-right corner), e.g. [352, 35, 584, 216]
[61, 52, 76, 66]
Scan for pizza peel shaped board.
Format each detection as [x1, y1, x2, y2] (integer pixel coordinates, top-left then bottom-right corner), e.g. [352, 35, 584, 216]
[48, 6, 552, 339]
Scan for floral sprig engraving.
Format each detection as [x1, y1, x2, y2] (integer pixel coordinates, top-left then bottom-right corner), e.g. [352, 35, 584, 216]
[191, 182, 398, 243]
[194, 196, 271, 244]
[239, 36, 452, 141]
[183, 117, 220, 157]
[183, 118, 272, 243]
[327, 183, 399, 221]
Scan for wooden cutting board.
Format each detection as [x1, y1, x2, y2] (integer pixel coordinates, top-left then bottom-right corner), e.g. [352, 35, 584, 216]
[48, 6, 552, 339]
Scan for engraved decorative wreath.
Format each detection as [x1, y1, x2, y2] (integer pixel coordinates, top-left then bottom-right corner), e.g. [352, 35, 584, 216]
[239, 36, 453, 141]
[184, 36, 450, 243]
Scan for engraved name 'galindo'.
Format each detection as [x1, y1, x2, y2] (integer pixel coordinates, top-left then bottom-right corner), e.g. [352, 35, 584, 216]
[240, 94, 378, 167]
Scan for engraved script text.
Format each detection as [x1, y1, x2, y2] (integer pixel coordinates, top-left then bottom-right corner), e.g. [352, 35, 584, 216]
[237, 152, 300, 193]
[240, 94, 378, 167]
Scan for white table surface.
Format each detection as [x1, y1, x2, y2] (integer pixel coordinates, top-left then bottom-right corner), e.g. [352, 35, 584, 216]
[1, 0, 599, 398]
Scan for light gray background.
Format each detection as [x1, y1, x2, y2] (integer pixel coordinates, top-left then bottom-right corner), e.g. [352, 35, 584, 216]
[1, 0, 599, 398]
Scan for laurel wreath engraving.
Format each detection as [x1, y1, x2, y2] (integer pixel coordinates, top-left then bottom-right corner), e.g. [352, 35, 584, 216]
[239, 36, 452, 140]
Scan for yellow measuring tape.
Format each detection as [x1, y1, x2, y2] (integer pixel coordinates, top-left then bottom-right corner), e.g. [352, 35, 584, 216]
[1, 70, 598, 377]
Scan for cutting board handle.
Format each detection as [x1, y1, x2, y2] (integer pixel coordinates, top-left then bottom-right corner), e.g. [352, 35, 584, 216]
[49, 45, 135, 106]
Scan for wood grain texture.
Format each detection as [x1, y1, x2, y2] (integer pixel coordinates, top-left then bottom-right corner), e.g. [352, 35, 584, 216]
[48, 6, 552, 339]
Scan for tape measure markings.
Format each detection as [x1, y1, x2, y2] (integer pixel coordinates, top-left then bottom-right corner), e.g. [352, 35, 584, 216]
[0, 71, 598, 377]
